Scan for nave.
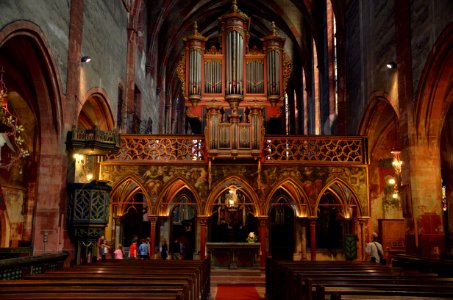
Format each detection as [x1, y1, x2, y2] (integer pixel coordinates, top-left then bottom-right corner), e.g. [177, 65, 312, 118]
[1, 253, 453, 300]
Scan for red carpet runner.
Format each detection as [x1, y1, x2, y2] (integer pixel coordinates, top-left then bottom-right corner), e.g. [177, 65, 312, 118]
[215, 284, 261, 300]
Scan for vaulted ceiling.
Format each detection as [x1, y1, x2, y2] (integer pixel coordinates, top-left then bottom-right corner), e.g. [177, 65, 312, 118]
[147, 0, 337, 100]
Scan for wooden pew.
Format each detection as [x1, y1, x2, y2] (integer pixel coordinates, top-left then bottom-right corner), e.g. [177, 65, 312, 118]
[392, 253, 453, 276]
[267, 258, 453, 300]
[0, 258, 210, 300]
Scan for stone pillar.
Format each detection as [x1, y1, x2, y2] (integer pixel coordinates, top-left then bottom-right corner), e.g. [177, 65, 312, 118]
[300, 218, 307, 261]
[113, 216, 121, 249]
[258, 217, 268, 268]
[358, 217, 369, 261]
[199, 216, 208, 260]
[309, 217, 317, 261]
[149, 216, 158, 259]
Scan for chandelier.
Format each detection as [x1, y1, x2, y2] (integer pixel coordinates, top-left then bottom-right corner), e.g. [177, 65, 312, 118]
[0, 67, 29, 170]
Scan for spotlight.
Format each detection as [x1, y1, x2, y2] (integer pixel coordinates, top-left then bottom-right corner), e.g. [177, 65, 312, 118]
[81, 56, 92, 63]
[386, 62, 397, 69]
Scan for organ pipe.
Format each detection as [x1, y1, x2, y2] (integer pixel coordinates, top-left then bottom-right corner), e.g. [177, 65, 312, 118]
[180, 1, 290, 160]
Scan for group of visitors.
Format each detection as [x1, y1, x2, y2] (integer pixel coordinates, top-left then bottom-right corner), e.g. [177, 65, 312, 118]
[97, 236, 124, 260]
[128, 236, 152, 259]
[96, 235, 188, 261]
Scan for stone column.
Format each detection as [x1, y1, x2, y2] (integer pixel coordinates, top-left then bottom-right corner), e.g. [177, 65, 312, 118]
[258, 216, 268, 268]
[113, 216, 121, 249]
[309, 217, 317, 261]
[300, 218, 307, 260]
[357, 217, 369, 261]
[148, 216, 158, 259]
[199, 216, 208, 260]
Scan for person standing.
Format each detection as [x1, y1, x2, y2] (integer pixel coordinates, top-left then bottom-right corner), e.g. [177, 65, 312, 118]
[114, 244, 124, 259]
[138, 238, 150, 260]
[160, 239, 168, 260]
[365, 232, 384, 263]
[129, 237, 137, 259]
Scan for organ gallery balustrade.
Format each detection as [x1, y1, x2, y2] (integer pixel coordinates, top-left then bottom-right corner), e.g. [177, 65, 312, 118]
[105, 135, 367, 164]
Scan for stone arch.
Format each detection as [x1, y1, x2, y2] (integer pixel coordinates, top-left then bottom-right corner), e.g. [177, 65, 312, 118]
[0, 21, 63, 254]
[315, 177, 364, 217]
[79, 88, 115, 131]
[0, 21, 63, 141]
[155, 177, 202, 216]
[415, 23, 453, 144]
[110, 175, 151, 217]
[359, 92, 398, 223]
[205, 175, 260, 216]
[264, 177, 310, 217]
[359, 91, 398, 153]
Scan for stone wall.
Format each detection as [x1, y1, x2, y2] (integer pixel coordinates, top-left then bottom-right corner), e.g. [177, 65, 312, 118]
[344, 0, 453, 134]
[82, 0, 128, 124]
[410, 0, 453, 95]
[0, 0, 70, 91]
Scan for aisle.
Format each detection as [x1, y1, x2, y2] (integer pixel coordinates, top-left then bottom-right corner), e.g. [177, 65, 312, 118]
[210, 269, 265, 300]
[215, 285, 261, 300]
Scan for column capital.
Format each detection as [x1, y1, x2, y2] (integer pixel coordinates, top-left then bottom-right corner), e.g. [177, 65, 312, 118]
[198, 216, 209, 226]
[357, 217, 370, 224]
[148, 215, 159, 223]
[257, 216, 268, 226]
[308, 216, 318, 222]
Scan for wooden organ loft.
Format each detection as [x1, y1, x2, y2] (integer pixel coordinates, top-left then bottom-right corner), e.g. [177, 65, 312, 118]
[177, 0, 291, 159]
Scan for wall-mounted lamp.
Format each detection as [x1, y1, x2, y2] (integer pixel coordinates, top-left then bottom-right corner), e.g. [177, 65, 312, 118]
[81, 56, 92, 63]
[386, 62, 397, 69]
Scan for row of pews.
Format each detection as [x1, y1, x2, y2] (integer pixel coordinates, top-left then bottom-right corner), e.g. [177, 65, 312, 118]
[0, 258, 210, 300]
[266, 257, 453, 300]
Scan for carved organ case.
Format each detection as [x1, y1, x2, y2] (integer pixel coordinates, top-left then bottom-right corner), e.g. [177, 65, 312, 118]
[178, 0, 291, 159]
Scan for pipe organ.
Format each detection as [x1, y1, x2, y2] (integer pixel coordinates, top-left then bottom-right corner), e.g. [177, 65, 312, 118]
[178, 0, 291, 160]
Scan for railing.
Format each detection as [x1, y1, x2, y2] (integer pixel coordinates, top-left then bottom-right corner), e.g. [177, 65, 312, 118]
[104, 135, 367, 164]
[71, 127, 121, 146]
[264, 136, 367, 163]
[106, 135, 205, 162]
[0, 252, 68, 280]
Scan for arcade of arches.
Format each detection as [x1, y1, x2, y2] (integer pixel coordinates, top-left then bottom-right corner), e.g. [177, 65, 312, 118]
[0, 0, 452, 268]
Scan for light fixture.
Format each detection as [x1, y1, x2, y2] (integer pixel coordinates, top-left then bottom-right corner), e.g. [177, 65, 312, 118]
[81, 56, 92, 63]
[225, 185, 239, 210]
[390, 149, 403, 199]
[391, 149, 403, 175]
[386, 62, 397, 69]
[442, 182, 447, 211]
[0, 67, 30, 170]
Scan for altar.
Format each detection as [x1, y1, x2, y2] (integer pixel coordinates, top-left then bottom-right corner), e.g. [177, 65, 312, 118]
[206, 242, 260, 269]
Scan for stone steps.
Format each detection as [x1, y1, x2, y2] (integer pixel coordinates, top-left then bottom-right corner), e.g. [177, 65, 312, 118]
[210, 269, 265, 287]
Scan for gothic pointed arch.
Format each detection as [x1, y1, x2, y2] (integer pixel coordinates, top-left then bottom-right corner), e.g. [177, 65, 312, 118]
[110, 175, 151, 217]
[205, 175, 260, 216]
[79, 88, 115, 131]
[315, 177, 364, 218]
[359, 91, 398, 153]
[264, 177, 310, 217]
[0, 20, 63, 253]
[155, 177, 201, 216]
[415, 23, 453, 143]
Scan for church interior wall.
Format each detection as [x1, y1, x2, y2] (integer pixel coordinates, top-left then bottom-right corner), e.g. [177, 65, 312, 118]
[0, 0, 451, 264]
[81, 0, 128, 124]
[410, 0, 453, 94]
[0, 0, 71, 93]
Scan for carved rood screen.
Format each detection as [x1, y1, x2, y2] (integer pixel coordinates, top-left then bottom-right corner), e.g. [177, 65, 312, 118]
[105, 135, 367, 164]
